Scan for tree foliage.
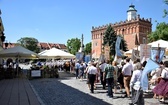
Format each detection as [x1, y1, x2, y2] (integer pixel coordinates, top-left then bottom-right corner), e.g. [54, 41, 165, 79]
[103, 25, 128, 57]
[148, 22, 168, 42]
[84, 42, 91, 54]
[163, 0, 168, 18]
[17, 37, 40, 53]
[103, 25, 117, 57]
[67, 38, 81, 55]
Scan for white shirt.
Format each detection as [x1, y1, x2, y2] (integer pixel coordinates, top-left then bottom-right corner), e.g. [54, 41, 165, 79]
[151, 67, 162, 79]
[87, 65, 98, 75]
[161, 68, 168, 79]
[133, 64, 137, 71]
[130, 70, 142, 86]
[122, 62, 133, 76]
[99, 63, 107, 72]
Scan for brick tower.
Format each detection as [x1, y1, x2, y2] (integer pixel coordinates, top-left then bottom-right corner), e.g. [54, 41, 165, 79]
[91, 4, 152, 60]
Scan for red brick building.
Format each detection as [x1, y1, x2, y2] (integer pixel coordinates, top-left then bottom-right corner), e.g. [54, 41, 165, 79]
[91, 4, 152, 60]
[39, 42, 67, 52]
[4, 42, 67, 52]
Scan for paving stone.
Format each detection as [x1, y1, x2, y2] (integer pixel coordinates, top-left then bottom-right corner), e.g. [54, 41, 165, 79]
[29, 72, 165, 105]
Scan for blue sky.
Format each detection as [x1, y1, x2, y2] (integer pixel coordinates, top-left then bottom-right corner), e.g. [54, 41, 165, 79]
[0, 0, 167, 45]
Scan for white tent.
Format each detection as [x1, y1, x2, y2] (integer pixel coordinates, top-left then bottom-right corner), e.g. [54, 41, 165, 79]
[38, 48, 75, 59]
[38, 49, 48, 55]
[148, 40, 168, 56]
[148, 39, 168, 48]
[124, 46, 140, 56]
[0, 46, 39, 59]
[124, 39, 168, 56]
[124, 49, 133, 57]
[0, 46, 39, 77]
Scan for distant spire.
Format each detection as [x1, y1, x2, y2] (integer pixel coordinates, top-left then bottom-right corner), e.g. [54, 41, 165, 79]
[78, 34, 84, 52]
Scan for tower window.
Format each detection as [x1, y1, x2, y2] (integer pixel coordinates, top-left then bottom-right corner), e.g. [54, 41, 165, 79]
[95, 42, 97, 46]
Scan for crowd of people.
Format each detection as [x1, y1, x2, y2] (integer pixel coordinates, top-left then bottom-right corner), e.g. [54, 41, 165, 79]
[1, 57, 167, 104]
[73, 57, 168, 105]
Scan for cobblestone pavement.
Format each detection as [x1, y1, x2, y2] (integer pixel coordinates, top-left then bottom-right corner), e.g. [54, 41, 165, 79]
[29, 72, 166, 105]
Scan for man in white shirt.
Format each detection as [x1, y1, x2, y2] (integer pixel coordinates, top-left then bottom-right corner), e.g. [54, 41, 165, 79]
[129, 62, 144, 105]
[122, 58, 133, 98]
[87, 61, 98, 93]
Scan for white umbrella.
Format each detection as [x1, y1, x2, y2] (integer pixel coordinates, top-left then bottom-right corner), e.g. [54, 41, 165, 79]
[39, 48, 75, 59]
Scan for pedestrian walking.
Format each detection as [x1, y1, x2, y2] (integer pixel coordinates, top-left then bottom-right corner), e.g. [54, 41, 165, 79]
[103, 60, 115, 98]
[122, 58, 133, 98]
[87, 61, 98, 93]
[99, 60, 107, 89]
[79, 62, 85, 81]
[112, 61, 118, 93]
[75, 60, 80, 79]
[129, 61, 144, 105]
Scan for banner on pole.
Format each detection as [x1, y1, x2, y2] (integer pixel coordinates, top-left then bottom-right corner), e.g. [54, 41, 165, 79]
[140, 44, 151, 61]
[115, 36, 123, 57]
[140, 58, 159, 90]
[151, 47, 165, 63]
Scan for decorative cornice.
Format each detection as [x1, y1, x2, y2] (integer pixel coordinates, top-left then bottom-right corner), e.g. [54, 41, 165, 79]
[92, 15, 152, 31]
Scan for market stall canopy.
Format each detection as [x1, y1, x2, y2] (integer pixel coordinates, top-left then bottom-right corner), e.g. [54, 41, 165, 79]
[148, 39, 168, 56]
[38, 48, 75, 59]
[0, 46, 39, 59]
[124, 40, 168, 56]
[38, 49, 48, 55]
[124, 46, 140, 57]
[148, 39, 168, 48]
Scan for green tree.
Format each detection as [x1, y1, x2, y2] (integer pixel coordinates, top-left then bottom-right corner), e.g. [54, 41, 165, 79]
[103, 25, 117, 57]
[67, 38, 81, 55]
[163, 0, 168, 18]
[103, 25, 128, 58]
[17, 37, 40, 53]
[148, 22, 168, 42]
[84, 42, 91, 54]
